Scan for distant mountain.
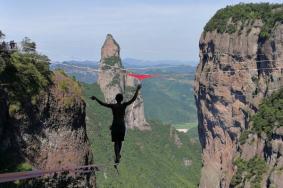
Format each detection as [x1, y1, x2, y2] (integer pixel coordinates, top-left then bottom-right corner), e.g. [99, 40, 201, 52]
[51, 59, 196, 124]
[51, 59, 196, 82]
[123, 58, 197, 67]
[53, 60, 98, 67]
[51, 61, 99, 83]
[52, 58, 197, 69]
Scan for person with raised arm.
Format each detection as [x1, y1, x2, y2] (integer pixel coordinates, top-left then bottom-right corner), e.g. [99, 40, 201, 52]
[90, 84, 142, 164]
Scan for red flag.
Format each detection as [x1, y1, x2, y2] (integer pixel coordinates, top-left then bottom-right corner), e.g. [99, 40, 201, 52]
[127, 73, 158, 80]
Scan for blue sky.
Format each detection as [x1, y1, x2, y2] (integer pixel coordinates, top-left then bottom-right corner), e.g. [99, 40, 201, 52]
[0, 0, 282, 64]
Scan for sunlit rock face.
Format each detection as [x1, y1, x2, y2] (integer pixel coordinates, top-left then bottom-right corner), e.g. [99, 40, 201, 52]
[194, 18, 283, 188]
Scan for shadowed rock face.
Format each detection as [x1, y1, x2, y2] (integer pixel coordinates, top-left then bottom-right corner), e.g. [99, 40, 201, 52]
[0, 89, 8, 142]
[98, 34, 150, 130]
[194, 21, 283, 187]
[0, 73, 95, 187]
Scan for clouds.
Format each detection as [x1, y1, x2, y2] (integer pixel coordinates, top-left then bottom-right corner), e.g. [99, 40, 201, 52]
[0, 0, 281, 63]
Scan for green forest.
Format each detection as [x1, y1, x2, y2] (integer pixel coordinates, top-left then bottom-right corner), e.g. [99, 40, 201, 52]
[0, 37, 52, 114]
[142, 76, 196, 124]
[204, 3, 283, 38]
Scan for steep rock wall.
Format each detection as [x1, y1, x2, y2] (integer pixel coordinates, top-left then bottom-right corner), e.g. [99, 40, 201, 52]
[194, 13, 283, 188]
[0, 72, 95, 187]
[0, 88, 8, 144]
[235, 126, 283, 187]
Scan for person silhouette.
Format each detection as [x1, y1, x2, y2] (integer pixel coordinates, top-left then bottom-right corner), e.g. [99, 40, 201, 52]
[90, 84, 142, 164]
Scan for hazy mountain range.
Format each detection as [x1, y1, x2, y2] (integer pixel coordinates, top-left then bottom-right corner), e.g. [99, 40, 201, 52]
[52, 58, 197, 68]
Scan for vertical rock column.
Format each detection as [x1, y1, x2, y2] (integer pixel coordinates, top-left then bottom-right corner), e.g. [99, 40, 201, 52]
[97, 34, 149, 130]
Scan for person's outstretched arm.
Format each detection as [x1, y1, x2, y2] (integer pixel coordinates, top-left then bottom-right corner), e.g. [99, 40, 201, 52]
[124, 84, 142, 106]
[90, 96, 112, 108]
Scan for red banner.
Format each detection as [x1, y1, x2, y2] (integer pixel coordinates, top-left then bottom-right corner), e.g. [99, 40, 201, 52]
[127, 73, 158, 80]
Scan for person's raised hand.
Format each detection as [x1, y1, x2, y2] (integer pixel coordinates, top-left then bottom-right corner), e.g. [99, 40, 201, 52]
[90, 96, 97, 100]
[137, 84, 142, 90]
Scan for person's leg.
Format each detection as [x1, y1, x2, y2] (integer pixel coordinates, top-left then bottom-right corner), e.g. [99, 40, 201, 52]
[114, 142, 120, 162]
[118, 141, 122, 158]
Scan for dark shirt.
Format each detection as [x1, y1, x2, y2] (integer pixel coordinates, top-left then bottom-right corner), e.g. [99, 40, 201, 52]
[93, 87, 140, 130]
[111, 103, 127, 126]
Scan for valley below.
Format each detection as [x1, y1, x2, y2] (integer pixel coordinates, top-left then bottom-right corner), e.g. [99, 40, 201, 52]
[51, 35, 202, 187]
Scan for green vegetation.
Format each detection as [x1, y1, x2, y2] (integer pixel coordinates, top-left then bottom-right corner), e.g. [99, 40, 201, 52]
[142, 77, 196, 124]
[0, 37, 52, 114]
[83, 83, 201, 187]
[8, 102, 21, 116]
[239, 88, 283, 144]
[15, 162, 32, 172]
[0, 161, 33, 187]
[51, 61, 197, 125]
[231, 156, 267, 188]
[227, 24, 237, 34]
[172, 122, 197, 130]
[102, 56, 123, 70]
[53, 70, 82, 108]
[239, 129, 251, 145]
[0, 35, 51, 176]
[204, 3, 283, 39]
[21, 37, 36, 53]
[0, 151, 25, 173]
[108, 73, 121, 87]
[252, 88, 283, 139]
[235, 89, 283, 187]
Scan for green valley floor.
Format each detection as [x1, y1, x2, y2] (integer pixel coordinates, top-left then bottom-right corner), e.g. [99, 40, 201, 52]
[83, 83, 201, 188]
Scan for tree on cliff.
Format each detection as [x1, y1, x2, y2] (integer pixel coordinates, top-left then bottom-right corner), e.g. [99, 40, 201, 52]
[252, 88, 283, 138]
[0, 30, 5, 40]
[21, 37, 36, 53]
[0, 33, 51, 114]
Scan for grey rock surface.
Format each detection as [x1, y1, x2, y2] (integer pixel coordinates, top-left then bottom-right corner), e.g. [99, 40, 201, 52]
[194, 21, 283, 187]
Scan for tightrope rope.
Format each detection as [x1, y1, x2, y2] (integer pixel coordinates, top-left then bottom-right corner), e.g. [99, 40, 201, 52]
[0, 163, 117, 183]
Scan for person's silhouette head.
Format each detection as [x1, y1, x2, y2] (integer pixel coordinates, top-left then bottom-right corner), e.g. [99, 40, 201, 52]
[115, 93, 123, 103]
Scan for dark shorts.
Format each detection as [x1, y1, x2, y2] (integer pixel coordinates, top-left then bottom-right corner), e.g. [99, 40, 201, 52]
[111, 124, 126, 142]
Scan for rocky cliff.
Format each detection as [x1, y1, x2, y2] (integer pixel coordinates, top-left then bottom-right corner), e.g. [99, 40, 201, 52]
[0, 88, 8, 144]
[0, 46, 95, 187]
[194, 3, 283, 188]
[97, 34, 150, 130]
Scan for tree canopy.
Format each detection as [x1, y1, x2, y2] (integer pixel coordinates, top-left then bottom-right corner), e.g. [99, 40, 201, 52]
[204, 3, 283, 39]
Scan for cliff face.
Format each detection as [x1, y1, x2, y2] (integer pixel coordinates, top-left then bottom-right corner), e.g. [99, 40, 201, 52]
[0, 72, 95, 187]
[0, 88, 8, 143]
[98, 34, 150, 130]
[194, 4, 283, 187]
[235, 126, 283, 187]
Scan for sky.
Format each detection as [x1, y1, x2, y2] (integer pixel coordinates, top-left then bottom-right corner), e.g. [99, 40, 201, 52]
[0, 0, 282, 64]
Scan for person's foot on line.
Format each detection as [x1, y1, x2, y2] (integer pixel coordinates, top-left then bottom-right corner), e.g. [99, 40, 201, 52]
[115, 158, 120, 164]
[115, 154, 121, 164]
